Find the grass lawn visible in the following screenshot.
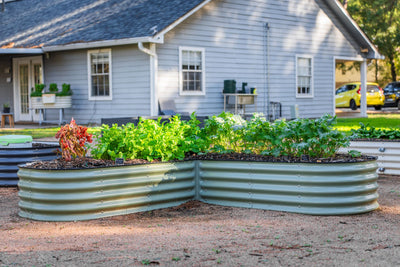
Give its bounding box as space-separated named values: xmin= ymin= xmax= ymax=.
xmin=1 ymin=114 xmax=399 ymax=139
xmin=0 ymin=127 xmax=101 ymax=139
xmin=334 ymin=114 xmax=400 ymax=135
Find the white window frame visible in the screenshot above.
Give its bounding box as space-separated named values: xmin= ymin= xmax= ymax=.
xmin=87 ymin=49 xmax=112 ymax=101
xmin=179 ymin=46 xmax=206 ymax=96
xmin=295 ymin=55 xmax=314 ymax=98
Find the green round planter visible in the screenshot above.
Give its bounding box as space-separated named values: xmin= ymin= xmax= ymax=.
xmin=18 ymin=159 xmax=379 ymax=221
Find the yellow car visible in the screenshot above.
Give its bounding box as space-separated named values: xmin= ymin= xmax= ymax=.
xmin=335 ymin=82 xmax=385 ymax=110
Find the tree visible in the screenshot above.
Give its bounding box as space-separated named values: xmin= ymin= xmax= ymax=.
xmin=347 ymin=0 xmax=400 ymax=81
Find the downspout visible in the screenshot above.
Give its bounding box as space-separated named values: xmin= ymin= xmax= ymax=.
xmin=264 ymin=22 xmax=271 ymax=120
xmin=138 ymin=42 xmax=158 ymax=116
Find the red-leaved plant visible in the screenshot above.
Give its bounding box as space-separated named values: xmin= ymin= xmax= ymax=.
xmin=55 ymin=118 xmax=93 ymax=161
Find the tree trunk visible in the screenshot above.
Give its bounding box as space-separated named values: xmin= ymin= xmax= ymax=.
xmin=389 ymin=55 xmax=397 ymax=81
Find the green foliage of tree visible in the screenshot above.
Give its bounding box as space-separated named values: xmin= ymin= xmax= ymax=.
xmin=347 ymin=0 xmax=400 ymax=81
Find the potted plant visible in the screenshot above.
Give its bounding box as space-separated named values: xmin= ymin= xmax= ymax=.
xmin=42 ymin=83 xmax=58 ymax=103
xmin=30 ymin=84 xmax=45 ymax=109
xmin=17 ymin=113 xmax=379 ymax=221
xmin=2 ymin=102 xmax=10 ymax=113
xmin=30 ymin=83 xmax=72 ymax=109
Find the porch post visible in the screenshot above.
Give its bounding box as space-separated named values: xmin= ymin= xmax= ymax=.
xmin=360 ymin=59 xmax=367 ymax=117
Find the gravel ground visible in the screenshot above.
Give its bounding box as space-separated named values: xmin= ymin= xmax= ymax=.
xmin=0 ymin=175 xmax=399 ymax=267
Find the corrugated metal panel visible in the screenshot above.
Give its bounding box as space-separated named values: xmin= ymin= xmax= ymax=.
xmin=340 ymin=141 xmax=400 ymax=175
xmin=18 ymin=161 xmax=195 ymax=221
xmin=198 ymin=160 xmax=379 ymax=215
xmin=0 ymin=144 xmax=58 ymax=186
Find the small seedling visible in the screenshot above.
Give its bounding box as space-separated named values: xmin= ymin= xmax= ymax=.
xmin=213 ymin=248 xmax=221 ymax=254
xmin=172 ymin=257 xmax=181 ymax=261
xmin=141 ymin=259 xmax=151 ymax=265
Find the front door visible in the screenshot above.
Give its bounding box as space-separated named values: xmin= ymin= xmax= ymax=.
xmin=13 ymin=57 xmax=43 ymax=122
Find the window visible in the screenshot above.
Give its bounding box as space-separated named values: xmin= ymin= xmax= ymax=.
xmin=88 ymin=49 xmax=112 ymax=100
xmin=296 ymin=56 xmax=313 ymax=98
xmin=179 ymin=47 xmax=205 ymax=95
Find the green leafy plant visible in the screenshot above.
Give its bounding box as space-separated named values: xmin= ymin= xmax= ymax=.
xmin=30 ymin=84 xmax=45 ymax=97
xmin=48 ymin=83 xmax=58 ymax=93
xmin=55 ymin=118 xmax=93 ymax=161
xmin=92 ymin=113 xmax=203 ymax=161
xmin=91 ymin=113 xmax=352 ymax=162
xmin=3 ymin=102 xmax=9 ymax=108
xmin=351 ymin=123 xmax=400 ymax=140
xmin=56 ymin=83 xmax=73 ymax=96
xmin=199 ymin=113 xmax=348 ymax=158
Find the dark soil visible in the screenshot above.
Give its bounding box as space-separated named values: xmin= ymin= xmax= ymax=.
xmin=24 ymin=153 xmax=377 ymax=170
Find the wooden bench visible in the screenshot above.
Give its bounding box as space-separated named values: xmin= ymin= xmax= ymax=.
xmin=1 ymin=113 xmax=14 ymax=128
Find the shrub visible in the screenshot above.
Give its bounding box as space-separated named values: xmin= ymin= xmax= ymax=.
xmin=48 ymin=83 xmax=58 ymax=93
xmin=57 ymin=83 xmax=73 ymax=96
xmin=30 ymin=84 xmax=45 ymax=97
xmin=55 ymin=119 xmax=93 ymax=161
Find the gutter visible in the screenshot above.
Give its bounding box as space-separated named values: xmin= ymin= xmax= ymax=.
xmin=42 ymin=36 xmax=164 ymax=52
xmin=138 ymin=42 xmax=158 ymax=116
xmin=0 ymin=48 xmax=43 ymax=54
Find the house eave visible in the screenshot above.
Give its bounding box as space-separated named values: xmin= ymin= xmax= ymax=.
xmin=42 ymin=36 xmax=164 ymax=52
xmin=0 ymin=48 xmax=43 ymax=54
xmin=154 ymin=0 xmax=212 ymax=39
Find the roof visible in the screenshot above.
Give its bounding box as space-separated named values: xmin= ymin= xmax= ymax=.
xmin=0 ymin=0 xmax=207 ymax=50
xmin=0 ymin=0 xmax=382 ymax=59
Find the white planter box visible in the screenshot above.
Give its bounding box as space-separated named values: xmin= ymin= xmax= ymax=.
xmin=31 ymin=96 xmax=72 ymax=109
xmin=340 ymin=140 xmax=400 ymax=175
xmin=42 ymin=94 xmax=56 ymax=104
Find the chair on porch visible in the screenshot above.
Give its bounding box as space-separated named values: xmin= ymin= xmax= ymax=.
xmin=158 ymin=98 xmax=190 ymax=117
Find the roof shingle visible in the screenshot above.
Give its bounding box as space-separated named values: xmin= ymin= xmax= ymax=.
xmin=0 ymin=0 xmax=206 ymax=48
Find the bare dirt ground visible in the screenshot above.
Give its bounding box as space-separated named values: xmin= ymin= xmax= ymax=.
xmin=1 ymin=175 xmax=399 ymax=267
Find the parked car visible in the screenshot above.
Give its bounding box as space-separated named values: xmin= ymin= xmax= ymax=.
xmin=335 ymin=82 xmax=385 ymax=110
xmin=382 ymin=82 xmax=400 ymax=109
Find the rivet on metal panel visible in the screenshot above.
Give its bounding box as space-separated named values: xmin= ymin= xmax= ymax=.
xmin=378 ymin=167 xmax=385 ymax=172
xmin=379 ymin=147 xmax=385 ymax=152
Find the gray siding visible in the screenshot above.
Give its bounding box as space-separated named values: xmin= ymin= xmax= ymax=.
xmin=0 ymin=56 xmax=14 ymax=112
xmin=44 ymin=45 xmax=151 ymax=124
xmin=157 ymin=0 xmax=362 ymax=119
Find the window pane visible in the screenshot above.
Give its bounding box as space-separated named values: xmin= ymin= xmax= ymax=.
xmin=297 ymin=57 xmax=312 ymax=96
xmin=91 ymin=76 xmax=98 ymax=96
xmin=90 ymin=51 xmax=110 ymax=97
xmin=181 ymin=49 xmax=203 ymax=92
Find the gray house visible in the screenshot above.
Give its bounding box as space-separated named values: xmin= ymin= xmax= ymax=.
xmin=0 ymin=0 xmax=381 ymax=124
